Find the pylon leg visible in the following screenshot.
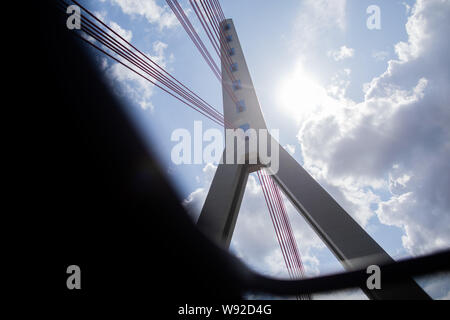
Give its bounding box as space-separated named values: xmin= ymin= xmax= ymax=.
xmin=197 ymin=162 xmax=249 ymax=248
xmin=270 ymin=139 xmax=430 ymax=300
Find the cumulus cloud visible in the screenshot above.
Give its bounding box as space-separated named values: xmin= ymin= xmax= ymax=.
xmin=183 ymin=163 xmax=217 ymax=220
xmin=419 ymin=273 xmax=450 ymax=300
xmin=328 ymin=46 xmax=355 ymax=61
xmin=183 ymin=0 xmax=450 ymax=298
xmin=292 ymin=0 xmax=450 ymax=255
xmin=293 ymin=0 xmax=347 ymax=52
xmin=103 ymin=40 xmax=172 ymax=111
xmin=402 ymin=2 xmax=412 ymax=15
xmin=109 ymin=21 xmax=133 ymax=42
xmin=84 ymin=9 xmax=164 ymax=111
xmin=149 ymin=40 xmax=171 ymax=68
xmin=109 ymin=0 xmax=177 ymax=30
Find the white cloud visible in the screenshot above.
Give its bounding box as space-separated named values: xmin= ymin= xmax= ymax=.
xmin=107 ymin=61 xmax=155 ymax=111
xmin=103 ymin=40 xmax=171 ymax=111
xmin=149 ymin=40 xmax=169 ymax=68
xmin=327 ymin=68 xmax=351 ymax=100
xmin=328 ymin=46 xmax=355 ymax=61
xmin=92 ymin=10 xmax=132 ymax=43
xmin=94 ymin=10 xmax=107 ymax=21
xmin=283 ymin=0 xmax=450 ymax=255
xmin=109 ymin=21 xmax=133 ymax=42
xmin=183 ymin=163 xmax=217 ymax=221
xmin=293 ymin=0 xmax=347 ymax=52
xmin=109 ymin=0 xmax=177 ymax=30
xmin=420 ymin=273 xmax=450 ymax=300
xmin=402 ymin=2 xmax=412 ymax=15
xmin=297 ymin=0 xmax=347 ymax=31
xmin=182 ymin=0 xmax=450 ymax=298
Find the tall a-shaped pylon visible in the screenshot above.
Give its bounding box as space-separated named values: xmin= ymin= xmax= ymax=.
xmin=196 ymin=19 xmax=430 ymax=300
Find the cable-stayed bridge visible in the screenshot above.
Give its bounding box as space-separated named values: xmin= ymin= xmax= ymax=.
xmin=56 ymin=0 xmax=434 ymax=300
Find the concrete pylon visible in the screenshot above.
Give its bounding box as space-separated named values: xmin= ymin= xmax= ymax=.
xmin=196 ymin=19 xmax=430 ymax=300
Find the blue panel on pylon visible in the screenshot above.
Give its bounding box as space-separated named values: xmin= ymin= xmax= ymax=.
xmin=229 ymin=48 xmax=235 ymax=56
xmin=232 ymin=80 xmax=241 ymax=91
xmin=226 ymin=35 xmax=233 ymax=42
xmin=236 ymin=100 xmax=246 ymax=113
xmin=231 ymin=62 xmax=238 ymax=72
xmin=224 ymin=23 xmax=231 ymax=31
xmin=239 ymin=123 xmax=250 ymax=132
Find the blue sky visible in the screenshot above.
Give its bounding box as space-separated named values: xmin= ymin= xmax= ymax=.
xmin=78 ymin=0 xmax=449 ymax=299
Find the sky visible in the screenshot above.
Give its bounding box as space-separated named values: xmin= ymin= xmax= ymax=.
xmin=78 ymin=0 xmax=450 ymax=300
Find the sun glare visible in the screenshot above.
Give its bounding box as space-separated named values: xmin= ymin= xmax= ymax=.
xmin=277 ymin=65 xmax=329 ymax=122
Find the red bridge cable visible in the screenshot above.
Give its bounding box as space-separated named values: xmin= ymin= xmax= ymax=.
xmin=80 ymin=19 xmax=226 ymax=126
xmin=259 ymin=171 xmax=293 ymax=278
xmin=79 ymin=17 xmax=226 ymax=127
xmin=262 ymin=171 xmax=299 ymax=279
xmin=261 ymin=170 xmax=309 ymax=299
xmin=195 ymin=0 xmax=237 ymax=83
xmin=212 ymin=0 xmax=226 ymax=22
xmin=273 ymin=181 xmax=307 ymax=277
xmin=189 ymin=0 xmax=221 ymax=61
xmin=168 ymin=0 xmax=221 ymax=78
xmin=76 ymin=31 xmax=224 ymax=128
xmin=203 ymin=0 xmax=234 ymax=62
xmin=168 ymin=0 xmax=240 ymax=107
xmin=270 ymin=173 xmax=305 ymax=279
xmin=170 ymin=0 xmax=239 ymax=107
xmin=261 ymin=171 xmax=298 ymax=278
xmin=268 ymin=175 xmax=303 ymax=278
xmin=257 ymin=171 xmax=294 ymax=279
xmin=70 ymin=0 xmax=228 ymax=127
xmin=65 ymin=0 xmax=307 ymax=293
xmin=264 ymin=172 xmax=300 ymax=278
xmin=68 ymin=1 xmax=224 ymax=126
xmin=188 ymin=0 xmax=239 ymax=86
xmin=166 ymin=1 xmax=235 ymax=127
xmin=200 ymin=0 xmax=235 ymax=72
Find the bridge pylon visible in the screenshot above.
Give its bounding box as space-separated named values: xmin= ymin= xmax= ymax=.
xmin=197 ymin=19 xmax=430 ymax=300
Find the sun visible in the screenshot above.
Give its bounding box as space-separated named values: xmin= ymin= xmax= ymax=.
xmin=277 ymin=64 xmax=329 ymax=122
